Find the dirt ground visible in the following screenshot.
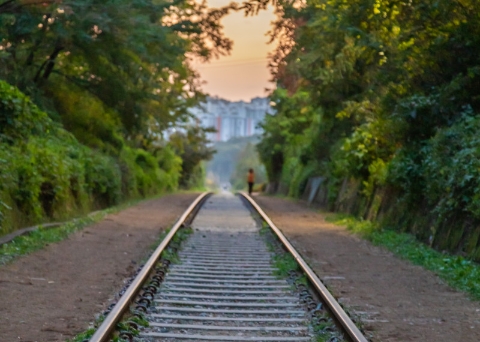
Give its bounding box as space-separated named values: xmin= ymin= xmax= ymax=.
xmin=254 ymin=195 xmax=480 ymax=342
xmin=0 ymin=192 xmax=199 ymax=342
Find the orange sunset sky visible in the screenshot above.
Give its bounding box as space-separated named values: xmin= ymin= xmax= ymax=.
xmin=192 ymin=0 xmax=276 ymax=102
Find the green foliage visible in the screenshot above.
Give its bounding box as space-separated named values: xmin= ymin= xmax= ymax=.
xmin=256 ymin=0 xmax=480 ymax=254
xmin=185 ymin=162 xmax=207 ymax=190
xmin=84 ymin=149 xmax=122 ymax=207
xmin=272 ymin=253 xmax=299 ymax=278
xmin=386 ymin=110 xmax=480 ymax=249
xmin=0 ymin=0 xmax=233 ymax=236
xmin=67 ymin=328 xmax=96 ymax=342
xmin=0 ymin=81 xmax=182 ymax=236
xmin=0 ymin=0 xmax=234 ymax=137
xmin=419 ymin=113 xmax=480 ymax=221
xmin=0 ymin=214 xmax=101 ymax=265
xmin=0 ymin=80 xmax=54 ymax=142
xmin=48 ymin=79 xmax=124 ymax=154
xmin=328 ymin=214 xmax=480 ymax=300
xmin=258 ymin=88 xmax=324 ymax=194
xmin=155 ymin=145 xmax=183 ymax=191
xmin=169 ymin=126 xmax=215 ymax=188
xmin=257 ymin=89 xmax=317 ymax=185
xmin=0 ymin=135 xmax=118 ymax=232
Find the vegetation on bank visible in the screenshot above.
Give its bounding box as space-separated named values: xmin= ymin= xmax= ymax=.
xmin=255 ymin=0 xmax=480 ymax=260
xmin=0 ymin=209 xmax=104 ymax=266
xmin=328 ymin=214 xmax=480 ymax=300
xmin=0 ymin=0 xmax=225 ymax=235
xmin=0 ymin=81 xmax=183 ymax=235
xmin=0 ymin=190 xmax=183 ymax=265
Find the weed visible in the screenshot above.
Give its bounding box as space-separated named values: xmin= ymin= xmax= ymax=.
xmin=67 ymin=328 xmax=96 ymax=342
xmin=160 ymin=226 xmax=193 ymax=264
xmin=259 ymin=220 xmax=345 ymax=341
xmin=296 ymin=274 xmax=308 ymax=286
xmin=161 ymin=248 xmax=180 ymax=264
xmin=173 ymin=226 xmax=193 ymax=244
xmin=272 ymin=253 xmax=299 ymax=277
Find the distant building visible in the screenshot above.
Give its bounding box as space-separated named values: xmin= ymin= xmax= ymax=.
xmin=190 ymin=96 xmax=272 ymax=142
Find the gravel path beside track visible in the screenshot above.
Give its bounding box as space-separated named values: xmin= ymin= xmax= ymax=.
xmin=0 ymin=192 xmax=199 ymax=342
xmin=254 ymin=194 xmax=480 ymax=342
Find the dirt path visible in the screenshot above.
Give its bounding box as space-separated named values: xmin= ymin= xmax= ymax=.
xmin=0 ymin=192 xmax=199 ymax=342
xmin=254 ymin=195 xmax=480 ymax=342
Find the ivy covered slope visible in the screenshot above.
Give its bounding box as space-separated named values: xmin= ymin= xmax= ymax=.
xmin=257 ymin=0 xmax=480 ymax=259
xmin=0 ymin=0 xmax=227 ymax=236
xmin=0 ymin=81 xmax=181 ymax=235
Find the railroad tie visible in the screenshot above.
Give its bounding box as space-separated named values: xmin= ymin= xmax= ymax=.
xmin=137 ymin=193 xmax=313 ymax=341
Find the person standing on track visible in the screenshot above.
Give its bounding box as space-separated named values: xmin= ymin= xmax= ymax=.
xmin=247 ymin=168 xmax=255 ymax=195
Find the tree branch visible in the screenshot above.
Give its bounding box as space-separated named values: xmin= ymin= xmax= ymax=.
xmin=42 ymin=44 xmax=63 ymax=80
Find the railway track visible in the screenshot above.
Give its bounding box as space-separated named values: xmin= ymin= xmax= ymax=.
xmin=89 ymin=192 xmax=367 ymax=342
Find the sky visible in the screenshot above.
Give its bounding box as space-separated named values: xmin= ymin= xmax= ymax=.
xmin=191 ymin=1 xmax=276 ymax=102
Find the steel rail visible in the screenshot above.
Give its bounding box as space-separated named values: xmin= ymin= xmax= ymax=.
xmin=89 ymin=191 xmax=211 ymax=342
xmin=239 ymin=192 xmax=368 ymax=342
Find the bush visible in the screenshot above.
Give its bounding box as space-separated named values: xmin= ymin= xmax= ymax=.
xmin=422 ymin=113 xmax=480 ymax=221
xmin=0 ymin=81 xmax=182 ymax=236
xmin=0 ymin=81 xmax=53 ymax=143
xmin=84 ymin=149 xmax=122 ymax=208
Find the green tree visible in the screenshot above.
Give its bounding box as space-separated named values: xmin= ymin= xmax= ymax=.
xmin=249 ymin=0 xmax=480 ymax=255
xmin=169 ymin=125 xmax=216 ymax=188
xmin=0 ymin=0 xmax=236 ymax=235
xmin=0 ymin=0 xmax=235 ymax=138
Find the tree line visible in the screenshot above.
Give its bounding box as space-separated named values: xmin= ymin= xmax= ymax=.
xmin=0 ymin=0 xmax=233 ymax=234
xmin=256 ymin=0 xmax=480 ymax=259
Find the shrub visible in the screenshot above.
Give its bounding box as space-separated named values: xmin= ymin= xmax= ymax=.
xmin=0 ymin=81 xmax=53 ymax=143
xmin=0 ymin=81 xmax=182 ymax=236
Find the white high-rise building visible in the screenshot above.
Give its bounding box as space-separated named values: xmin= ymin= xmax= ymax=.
xmin=190 ymin=96 xmax=272 ymax=142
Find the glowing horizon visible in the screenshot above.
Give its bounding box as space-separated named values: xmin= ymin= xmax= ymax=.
xmin=192 ymin=1 xmax=276 ymax=102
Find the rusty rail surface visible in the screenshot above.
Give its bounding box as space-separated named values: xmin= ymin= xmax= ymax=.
xmin=89 ymin=191 xmax=211 ymax=342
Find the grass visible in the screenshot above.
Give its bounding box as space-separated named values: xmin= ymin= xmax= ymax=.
xmin=0 ymin=191 xmax=198 ymax=342
xmin=0 ymin=214 xmax=104 ymax=265
xmin=160 ymin=226 xmax=193 ymax=264
xmin=0 ymin=192 xmax=178 ymax=266
xmin=326 ymin=214 xmax=480 ymax=300
xmin=67 ymin=328 xmax=97 ymax=342
xmin=0 ymin=196 xmax=145 ymax=265
xmin=272 ymin=253 xmax=299 ymax=277
xmin=0 ymin=197 xmax=159 ymax=341
xmin=259 ymin=222 xmax=345 ymax=341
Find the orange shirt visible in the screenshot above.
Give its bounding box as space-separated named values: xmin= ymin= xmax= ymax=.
xmin=247 ymin=172 xmax=255 ymax=183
